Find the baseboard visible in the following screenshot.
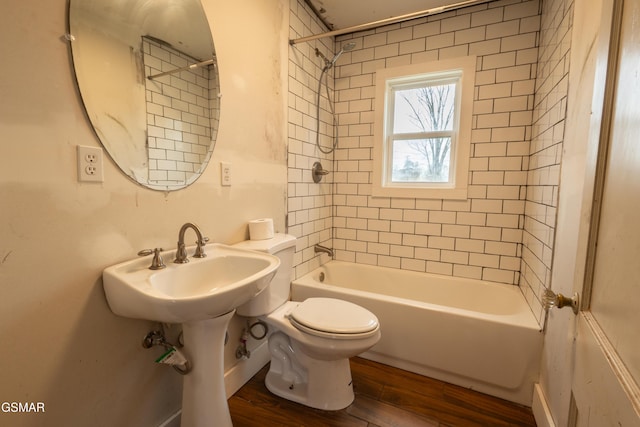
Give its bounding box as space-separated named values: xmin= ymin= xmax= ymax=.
xmin=533 ymin=383 xmax=556 ymax=427
xmin=157 ymin=341 xmax=270 ymax=427
xmin=224 ymin=340 xmax=270 ymax=397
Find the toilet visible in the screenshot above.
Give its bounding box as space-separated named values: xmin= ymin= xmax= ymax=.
xmin=233 ymin=234 xmax=381 ymax=410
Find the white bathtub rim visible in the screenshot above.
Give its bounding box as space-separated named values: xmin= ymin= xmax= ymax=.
xmin=310 ymin=260 xmax=526 ymax=314
xmin=294 ymin=269 xmax=541 ymax=331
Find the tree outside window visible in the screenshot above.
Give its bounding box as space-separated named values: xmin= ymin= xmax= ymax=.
xmin=389 ymin=80 xmax=457 ymax=184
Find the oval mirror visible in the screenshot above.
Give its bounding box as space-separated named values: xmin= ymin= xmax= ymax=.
xmin=68 ymin=0 xmax=220 ymax=191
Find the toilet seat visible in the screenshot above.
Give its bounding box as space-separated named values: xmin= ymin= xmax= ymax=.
xmin=287 ymin=298 xmax=379 ymax=339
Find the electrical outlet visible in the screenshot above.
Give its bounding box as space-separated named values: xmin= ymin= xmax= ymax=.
xmin=221 ymin=162 xmax=232 ymax=186
xmin=77 ymin=145 xmax=104 ymax=182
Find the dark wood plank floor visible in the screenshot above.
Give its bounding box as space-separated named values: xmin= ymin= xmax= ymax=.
xmin=229 ymin=357 xmax=536 ymax=426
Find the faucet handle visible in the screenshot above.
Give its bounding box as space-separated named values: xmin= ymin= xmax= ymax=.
xmin=194 ymin=237 xmax=209 ymax=258
xmin=138 ymin=248 xmax=166 ymax=270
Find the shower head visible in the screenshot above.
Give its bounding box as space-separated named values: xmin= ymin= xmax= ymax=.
xmin=330 ymin=42 xmax=357 ymax=65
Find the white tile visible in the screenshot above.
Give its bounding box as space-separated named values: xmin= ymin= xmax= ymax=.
xmin=442 ymin=14 xmax=471 ymax=32
xmin=391 ymin=198 xmax=416 ymax=209
xmin=441 ymin=249 xmax=469 ymax=264
xmin=426 ymin=261 xmax=453 ymax=275
xmin=501 ymin=33 xmax=538 ymax=52
xmin=401 ymin=258 xmax=426 ymax=272
xmin=403 ymin=209 xmax=429 ymax=222
xmin=413 ymin=21 xmax=441 ymax=38
xmin=471 ymin=8 xmax=505 ymax=27
xmin=478 ymin=82 xmax=512 ymax=99
xmin=426 ymin=33 xmax=455 ymax=50
xmin=429 ymin=210 xmax=457 ymax=224
xmin=491 ymin=126 xmax=526 ymax=142
xmin=374 ymin=44 xmax=400 ymax=59
xmin=387 ymin=27 xmax=413 ymax=43
xmin=378 ymin=256 xmax=401 ymax=269
xmin=364 ymin=33 xmax=387 ymax=48
xmin=379 ymin=232 xmax=403 ymax=245
xmin=482 ymin=268 xmax=515 ymax=283
xmin=399 ymin=38 xmax=426 ymax=55
xmin=477 ymin=112 xmax=510 ymax=128
xmin=469 ymin=39 xmax=502 ymax=56
xmin=415 ymin=222 xmax=442 ymax=236
xmin=504 ymin=0 xmax=541 ymax=20
xmin=286 ymin=0 xmax=565 ymax=310
xmin=469 ymin=252 xmax=500 ymax=268
xmin=390 ymin=244 xmax=414 ymax=258
xmin=471 ymin=199 xmax=504 ymax=213
xmin=455 ymin=26 xmax=486 ymax=45
xmin=403 ymin=234 xmax=428 ymax=247
xmin=442 ymin=224 xmax=471 ymax=238
xmin=391 ymin=221 xmax=416 ymax=233
xmin=439 ymin=45 xmax=470 ymax=59
xmin=489 ymin=156 xmax=523 ymax=171
xmin=472 ymin=171 xmax=505 ymax=185
xmin=453 ymin=264 xmax=483 ymax=279
xmin=486 ymin=20 xmax=520 ymax=39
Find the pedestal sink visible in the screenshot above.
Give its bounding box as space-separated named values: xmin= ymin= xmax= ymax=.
xmin=102 ymin=243 xmax=280 ymax=427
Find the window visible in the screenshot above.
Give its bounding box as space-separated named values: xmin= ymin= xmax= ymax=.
xmin=373 ymin=56 xmax=476 ymax=199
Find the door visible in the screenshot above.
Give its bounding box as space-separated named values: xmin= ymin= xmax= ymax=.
xmin=570 ymin=0 xmax=640 ymax=424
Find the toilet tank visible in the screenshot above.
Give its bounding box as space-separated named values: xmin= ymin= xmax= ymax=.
xmin=233 ymin=233 xmax=297 ymax=317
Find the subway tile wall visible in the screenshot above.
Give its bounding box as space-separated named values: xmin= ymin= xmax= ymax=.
xmin=288 ymin=0 xmax=336 ymax=278
xmin=519 ymin=0 xmax=572 ymax=322
xmin=143 ymin=37 xmax=217 ymax=189
xmin=288 ymin=0 xmax=570 ymax=326
xmin=331 ymin=1 xmax=541 ymax=284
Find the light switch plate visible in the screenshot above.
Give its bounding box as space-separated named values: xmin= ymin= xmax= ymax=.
xmin=221 ymin=162 xmax=231 ymax=186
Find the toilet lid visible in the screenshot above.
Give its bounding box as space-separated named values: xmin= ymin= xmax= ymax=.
xmin=288 ymin=298 xmax=379 ymax=337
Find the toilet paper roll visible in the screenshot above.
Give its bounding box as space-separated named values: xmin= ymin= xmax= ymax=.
xmin=248 ymin=218 xmax=274 ymax=240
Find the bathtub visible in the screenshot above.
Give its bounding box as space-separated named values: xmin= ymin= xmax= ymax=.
xmin=291 ymin=261 xmax=542 ymax=406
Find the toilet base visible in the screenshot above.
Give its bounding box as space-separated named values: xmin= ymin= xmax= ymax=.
xmin=265 ymin=332 xmax=355 ymax=410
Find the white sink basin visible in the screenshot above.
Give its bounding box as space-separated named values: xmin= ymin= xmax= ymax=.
xmin=102 ymin=243 xmax=280 ymax=323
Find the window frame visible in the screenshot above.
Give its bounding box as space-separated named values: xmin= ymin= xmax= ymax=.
xmin=372 ymin=56 xmax=476 ymax=199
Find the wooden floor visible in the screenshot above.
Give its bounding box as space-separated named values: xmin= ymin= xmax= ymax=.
xmin=229 ymin=357 xmax=536 ymax=426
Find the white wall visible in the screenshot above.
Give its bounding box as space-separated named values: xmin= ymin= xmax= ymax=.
xmin=0 ymin=0 xmax=287 ymax=425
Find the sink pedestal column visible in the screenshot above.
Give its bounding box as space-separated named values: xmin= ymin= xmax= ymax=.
xmin=180 ymin=310 xmax=235 ymax=427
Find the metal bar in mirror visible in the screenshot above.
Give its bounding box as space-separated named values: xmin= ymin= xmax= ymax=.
xmin=147 ymin=58 xmax=216 ymax=80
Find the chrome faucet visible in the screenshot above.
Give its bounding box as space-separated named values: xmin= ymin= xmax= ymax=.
xmin=174 ymin=222 xmax=209 ymax=263
xmin=314 ymin=244 xmax=334 ymax=258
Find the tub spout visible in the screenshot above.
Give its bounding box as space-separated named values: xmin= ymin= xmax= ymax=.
xmin=314 ymin=244 xmax=334 ymax=258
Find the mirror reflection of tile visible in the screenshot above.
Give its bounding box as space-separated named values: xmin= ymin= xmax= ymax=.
xmin=143 ymin=36 xmax=219 ymax=187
